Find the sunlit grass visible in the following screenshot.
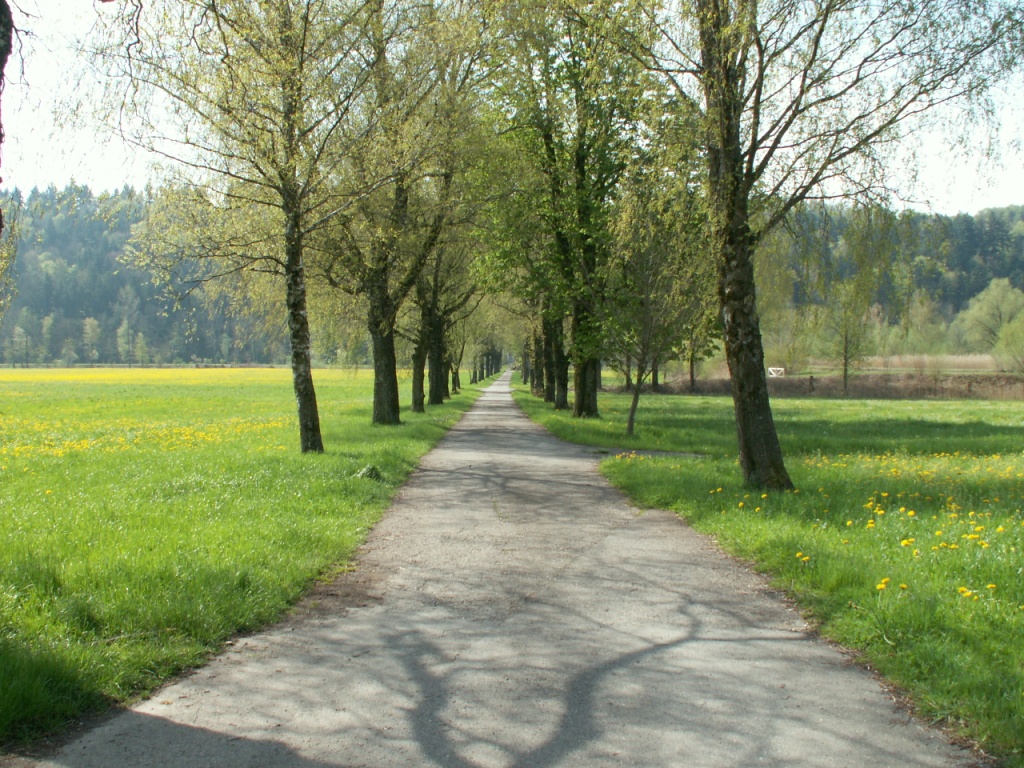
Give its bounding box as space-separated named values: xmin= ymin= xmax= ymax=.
xmin=0 ymin=367 xmax=487 ymax=744
xmin=515 ymin=386 xmax=1024 ymax=766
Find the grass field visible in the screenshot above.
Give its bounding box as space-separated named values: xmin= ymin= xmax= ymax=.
xmin=0 ymin=367 xmax=486 ymax=745
xmin=515 ymin=386 xmax=1024 ymax=767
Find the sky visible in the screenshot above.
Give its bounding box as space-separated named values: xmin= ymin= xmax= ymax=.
xmin=2 ymin=0 xmax=1022 ymax=215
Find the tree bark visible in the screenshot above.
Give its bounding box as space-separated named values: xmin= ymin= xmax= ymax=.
xmin=542 ymin=318 xmax=556 ymax=403
xmin=284 ymin=212 xmax=324 ymax=453
xmin=554 ymin=342 xmax=570 ymax=410
xmin=427 ymin=313 xmax=447 ymax=406
xmin=626 ymin=375 xmax=644 ymax=436
xmin=571 ymin=304 xmax=600 ymax=418
xmin=701 ymin=0 xmax=791 ymax=489
xmin=531 ymin=329 xmax=544 ymax=396
xmin=370 ymin=324 xmax=401 ymax=425
xmin=410 ymin=331 xmax=427 ymax=413
xmin=842 ymin=331 xmax=851 ymax=397
xmin=0 ymin=0 xmax=11 ymax=240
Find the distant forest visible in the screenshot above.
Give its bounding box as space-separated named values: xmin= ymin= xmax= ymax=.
xmin=0 ymin=185 xmax=288 ymax=366
xmin=1 ymin=184 xmax=1023 ymax=368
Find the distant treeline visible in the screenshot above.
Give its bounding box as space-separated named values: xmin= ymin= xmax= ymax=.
xmin=1 ymin=184 xmax=1022 ymax=368
xmin=0 ymin=184 xmax=288 ymax=366
xmin=909 ymin=206 xmax=1024 ymax=313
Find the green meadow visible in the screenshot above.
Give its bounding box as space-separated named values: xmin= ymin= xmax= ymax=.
xmin=515 ymin=386 xmax=1024 ymax=767
xmin=0 ymin=367 xmax=485 ymax=744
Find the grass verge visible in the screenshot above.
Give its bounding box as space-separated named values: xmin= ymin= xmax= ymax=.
xmin=514 ymin=385 xmax=1024 ymax=767
xmin=0 ymin=367 xmax=487 ymax=745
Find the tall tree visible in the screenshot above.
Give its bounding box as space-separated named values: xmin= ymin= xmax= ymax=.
xmin=90 ymin=0 xmax=377 ymax=452
xmin=605 ymin=103 xmax=713 ymax=434
xmin=494 ymin=0 xmax=650 ymax=417
xmin=0 ymin=0 xmax=15 ymax=325
xmin=640 ymin=0 xmax=1020 ymax=488
xmin=314 ymin=0 xmax=485 ymax=425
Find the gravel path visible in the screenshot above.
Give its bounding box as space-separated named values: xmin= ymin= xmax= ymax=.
xmin=11 ymin=373 xmax=976 ymax=767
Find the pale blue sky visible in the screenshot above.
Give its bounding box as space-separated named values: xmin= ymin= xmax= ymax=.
xmin=3 ymin=0 xmax=1021 ymax=214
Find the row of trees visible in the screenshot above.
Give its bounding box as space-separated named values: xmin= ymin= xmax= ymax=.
xmin=32 ymin=0 xmax=1020 ymax=487
xmin=5 ymin=184 xmax=1022 ymax=381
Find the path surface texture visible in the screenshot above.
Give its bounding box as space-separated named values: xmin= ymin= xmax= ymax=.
xmin=19 ymin=373 xmax=974 ymax=768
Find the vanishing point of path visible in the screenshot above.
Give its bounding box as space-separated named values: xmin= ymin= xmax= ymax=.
xmin=13 ymin=373 xmax=975 ymax=768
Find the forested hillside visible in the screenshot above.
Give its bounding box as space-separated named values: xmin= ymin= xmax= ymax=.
xmin=0 ymin=185 xmax=286 ymax=365
xmin=914 ymin=207 xmax=1024 ymax=312
xmin=1 ymin=183 xmax=1022 ymax=371
xmin=757 ymin=203 xmax=1024 ymax=381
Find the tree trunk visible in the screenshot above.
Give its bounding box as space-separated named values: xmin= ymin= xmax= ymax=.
xmin=0 ymin=0 xmax=11 ymax=242
xmin=546 ymin=316 xmax=570 ymax=410
xmin=543 ymin=318 xmax=556 ymax=403
xmin=427 ymin=314 xmax=446 ymax=406
xmin=842 ymin=332 xmax=851 ymax=397
xmin=626 ymin=376 xmax=643 ymax=436
xmin=370 ymin=325 xmax=401 ymax=425
xmin=410 ymin=332 xmax=427 ymax=414
xmin=718 ymin=229 xmax=792 ymax=489
xmin=442 ymin=355 xmax=452 ymax=399
xmin=284 ymin=213 xmax=324 ymax=453
xmin=651 ymin=363 xmax=659 ymax=392
xmin=571 ymin=302 xmax=600 ymax=417
xmin=573 ymin=357 xmax=600 ymax=417
xmin=531 ymin=329 xmax=544 ymax=395
xmin=702 ymin=0 xmax=791 ymax=489
xmin=689 ymin=349 xmax=698 ymax=393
